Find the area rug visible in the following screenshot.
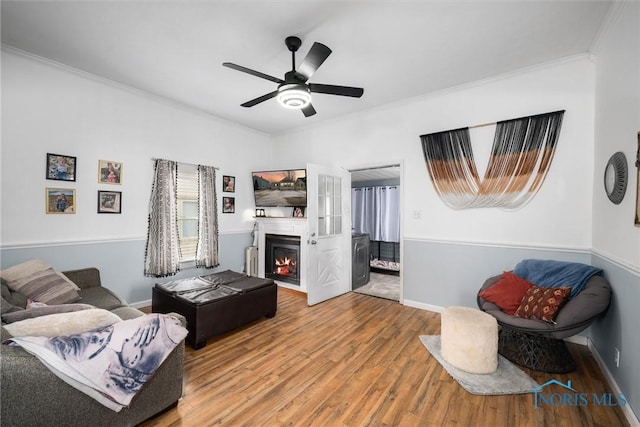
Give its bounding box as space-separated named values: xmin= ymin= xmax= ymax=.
xmin=354 ymin=273 xmax=399 ymax=301
xmin=419 ymin=335 xmax=538 ymax=395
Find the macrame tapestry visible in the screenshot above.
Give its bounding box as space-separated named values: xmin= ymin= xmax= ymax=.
xmin=144 ymin=159 xmax=181 ymax=277
xmin=195 ymin=165 xmax=220 ymax=268
xmin=420 ymin=110 xmax=564 ymax=209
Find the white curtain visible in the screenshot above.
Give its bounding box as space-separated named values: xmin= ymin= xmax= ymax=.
xmin=144 ymin=159 xmax=181 ymax=277
xmin=351 ymin=186 xmax=400 ymax=243
xmin=196 ymin=165 xmax=219 ymax=268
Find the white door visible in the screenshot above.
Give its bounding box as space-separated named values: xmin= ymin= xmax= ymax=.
xmin=306 ymin=163 xmax=351 ymax=306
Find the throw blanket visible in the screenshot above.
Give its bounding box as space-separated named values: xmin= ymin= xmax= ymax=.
xmin=514 ymin=259 xmax=602 ymax=298
xmin=7 ymin=313 xmax=187 ymax=412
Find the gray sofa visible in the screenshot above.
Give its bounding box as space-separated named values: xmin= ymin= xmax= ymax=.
xmin=1 ymin=267 xmax=185 ymax=427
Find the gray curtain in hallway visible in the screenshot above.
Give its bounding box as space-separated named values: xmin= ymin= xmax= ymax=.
xmin=352 ymin=186 xmax=400 ymax=243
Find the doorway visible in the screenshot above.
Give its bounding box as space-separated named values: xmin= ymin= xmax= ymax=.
xmin=349 ymin=164 xmax=402 ymax=302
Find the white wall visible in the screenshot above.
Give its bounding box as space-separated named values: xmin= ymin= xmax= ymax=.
xmin=592 ymin=2 xmax=640 ymax=270
xmin=590 ymin=2 xmax=640 ymax=421
xmin=274 ymin=56 xmax=596 ymax=250
xmin=1 ymin=49 xmax=272 ymax=302
xmin=1 ymin=49 xmax=270 ymax=246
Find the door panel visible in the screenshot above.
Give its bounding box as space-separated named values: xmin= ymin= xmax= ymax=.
xmin=307 ymin=163 xmax=351 ymax=306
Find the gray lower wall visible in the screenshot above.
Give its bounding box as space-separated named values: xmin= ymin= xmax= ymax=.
xmin=589 ymin=254 xmax=639 ymax=421
xmin=403 ymin=238 xmax=638 ymax=422
xmin=403 ymin=238 xmax=591 ymax=308
xmin=0 ymin=231 xmax=253 ymax=304
xmin=2 ymin=234 xmax=637 ymax=421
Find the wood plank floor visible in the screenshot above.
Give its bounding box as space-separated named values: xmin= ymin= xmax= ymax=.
xmin=141 ymin=288 xmax=629 ymax=427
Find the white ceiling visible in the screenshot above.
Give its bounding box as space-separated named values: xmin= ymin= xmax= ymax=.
xmin=351 ymin=165 xmax=400 ymax=184
xmin=1 ymin=1 xmax=612 ymax=136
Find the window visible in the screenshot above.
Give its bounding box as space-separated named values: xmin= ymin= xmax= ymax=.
xmin=177 ymin=164 xmax=198 ymax=262
xmin=318 ymin=174 xmax=342 ymax=236
xmin=145 ymin=159 xmax=218 ymax=277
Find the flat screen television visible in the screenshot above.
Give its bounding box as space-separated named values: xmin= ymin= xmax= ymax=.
xmin=252 ymin=169 xmax=307 ymax=207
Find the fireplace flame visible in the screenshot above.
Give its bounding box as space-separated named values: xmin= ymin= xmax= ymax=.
xmin=275 ymin=256 xmax=297 ymax=276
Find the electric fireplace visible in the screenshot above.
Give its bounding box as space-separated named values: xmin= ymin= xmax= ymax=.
xmin=265 ymin=234 xmax=301 ymax=285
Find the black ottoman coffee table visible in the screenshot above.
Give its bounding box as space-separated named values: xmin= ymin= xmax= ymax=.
xmin=152 ymin=270 xmax=277 ymax=349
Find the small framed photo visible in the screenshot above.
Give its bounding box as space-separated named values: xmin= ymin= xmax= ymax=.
xmin=46 ymin=153 xmax=76 ymax=182
xmin=292 ymin=206 xmax=306 ymax=218
xmin=97 ymin=190 xmax=122 ymax=214
xmin=223 ymin=175 xmax=235 ymax=193
xmin=223 ymin=197 xmax=235 ymax=213
xmin=46 ymin=188 xmax=76 ymax=214
xmin=98 ymin=160 xmax=123 ymax=185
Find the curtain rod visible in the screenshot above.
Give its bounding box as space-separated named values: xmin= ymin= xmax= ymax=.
xmin=151 ymin=157 xmax=219 ymax=170
xmin=468 ymin=109 xmax=566 ymax=130
xmin=422 ymin=110 xmax=566 ymax=136
xmin=468 ymin=121 xmax=496 ymax=130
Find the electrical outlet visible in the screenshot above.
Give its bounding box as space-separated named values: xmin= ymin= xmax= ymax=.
xmin=614 ymin=347 xmax=620 ymax=368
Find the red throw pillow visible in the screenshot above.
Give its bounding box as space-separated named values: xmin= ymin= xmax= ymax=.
xmin=478 ymin=271 xmax=534 ymax=315
xmin=514 ymin=285 xmax=571 ymax=322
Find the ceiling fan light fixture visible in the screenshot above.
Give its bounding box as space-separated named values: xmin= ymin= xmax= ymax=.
xmin=277 ymin=84 xmax=311 ymax=109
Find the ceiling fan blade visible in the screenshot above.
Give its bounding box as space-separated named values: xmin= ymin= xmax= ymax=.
xmin=241 ymin=91 xmax=278 ymax=108
xmin=309 ymin=83 xmax=364 ymax=98
xmin=302 ymin=103 xmax=316 ymax=117
xmin=223 ymin=62 xmax=284 ymax=84
xmin=297 ymin=42 xmax=332 ymax=80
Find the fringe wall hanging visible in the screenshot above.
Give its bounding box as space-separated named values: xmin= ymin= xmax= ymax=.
xmin=420 ymin=110 xmax=564 ymax=210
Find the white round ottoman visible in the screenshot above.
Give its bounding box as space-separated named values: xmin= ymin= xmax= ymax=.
xmin=441 ymin=306 xmax=498 ymax=374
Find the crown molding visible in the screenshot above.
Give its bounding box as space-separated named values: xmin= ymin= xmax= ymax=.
xmin=1 ymin=44 xmax=269 ymax=138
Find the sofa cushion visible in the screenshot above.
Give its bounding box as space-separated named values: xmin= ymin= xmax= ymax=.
xmin=1 ymin=295 xmax=24 ymax=316
xmin=514 ymin=285 xmax=571 ymax=322
xmin=478 ymin=271 xmax=533 ymax=315
xmin=110 ymin=306 xmax=144 ymax=321
xmin=1 ymin=259 xmax=80 ymax=305
xmin=77 ymin=286 xmax=127 ymax=311
xmin=1 ymin=281 xmax=12 ymax=300
xmin=3 ymin=308 xmax=121 ymax=338
xmin=1 ymin=283 xmax=28 ymax=311
xmin=2 ymin=303 xmax=94 ymax=324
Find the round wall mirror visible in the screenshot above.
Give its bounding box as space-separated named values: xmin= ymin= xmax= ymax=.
xmin=604 ymin=152 xmax=627 ymax=204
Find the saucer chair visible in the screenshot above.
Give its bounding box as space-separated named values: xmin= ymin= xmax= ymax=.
xmin=477 ymin=262 xmax=611 ymax=373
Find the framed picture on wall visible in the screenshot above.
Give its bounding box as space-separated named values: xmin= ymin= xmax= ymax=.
xmin=223 ymin=197 xmax=235 ymax=213
xmin=98 ymin=159 xmax=123 ymax=185
xmin=45 ymin=188 xmax=76 ymax=214
xmin=223 ymin=175 xmax=235 ymax=193
xmin=46 ymin=153 xmax=76 ymax=182
xmin=292 ymin=206 xmax=305 ymax=217
xmin=97 ymin=190 xmax=122 ymax=214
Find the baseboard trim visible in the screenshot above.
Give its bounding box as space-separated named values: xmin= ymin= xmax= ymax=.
xmin=564 ymin=335 xmax=588 ymax=346
xmin=588 ymin=339 xmax=640 ymax=426
xmin=403 ymin=299 xmax=443 ymax=313
xmin=130 ymin=299 xmax=151 ymax=309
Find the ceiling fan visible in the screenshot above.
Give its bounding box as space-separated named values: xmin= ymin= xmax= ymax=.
xmin=223 ymin=36 xmax=364 ymax=117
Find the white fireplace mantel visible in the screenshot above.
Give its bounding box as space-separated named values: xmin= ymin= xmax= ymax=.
xmin=257 ymin=217 xmax=308 ymax=292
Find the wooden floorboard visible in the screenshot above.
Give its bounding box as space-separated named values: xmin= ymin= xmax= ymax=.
xmin=140 ymin=287 xmax=629 ymax=427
